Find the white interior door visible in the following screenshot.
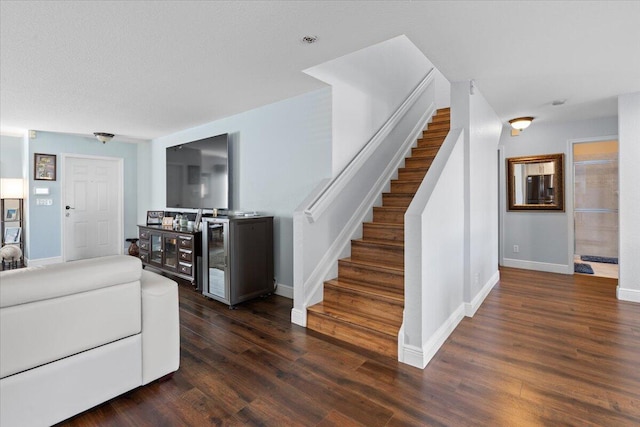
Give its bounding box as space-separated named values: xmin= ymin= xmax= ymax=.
xmin=63 ymin=155 xmax=123 ymax=261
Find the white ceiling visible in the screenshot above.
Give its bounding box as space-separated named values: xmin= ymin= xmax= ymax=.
xmin=1 ymin=1 xmax=639 ymax=142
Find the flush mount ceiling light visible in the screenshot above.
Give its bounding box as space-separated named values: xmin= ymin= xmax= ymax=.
xmin=93 ymin=132 xmax=114 ymax=144
xmin=301 ymin=35 xmax=318 ymax=44
xmin=509 ymin=117 xmax=534 ymax=137
xmin=509 ymin=117 xmax=534 ymax=131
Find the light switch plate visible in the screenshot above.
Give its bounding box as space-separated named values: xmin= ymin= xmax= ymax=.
xmin=34 ymin=187 xmax=50 ymax=195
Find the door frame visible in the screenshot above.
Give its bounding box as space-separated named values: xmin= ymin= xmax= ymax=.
xmin=566 ymin=135 xmax=618 ymax=275
xmin=61 ymin=153 xmax=124 ymax=261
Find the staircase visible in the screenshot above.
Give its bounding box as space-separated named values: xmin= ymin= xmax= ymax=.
xmin=306 ymin=108 xmax=451 ymax=358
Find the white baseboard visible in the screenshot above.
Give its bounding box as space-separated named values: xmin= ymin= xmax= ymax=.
xmin=274 ymin=283 xmax=293 ymax=299
xmin=617 ymin=286 xmax=640 ymax=303
xmin=465 ymin=270 xmax=500 ymax=317
xmin=291 ymin=308 xmax=307 ymax=327
xmin=502 ymin=258 xmax=570 ymax=274
xmin=24 ymin=256 xmax=63 ymax=267
xmin=399 ymin=303 xmax=465 ymax=369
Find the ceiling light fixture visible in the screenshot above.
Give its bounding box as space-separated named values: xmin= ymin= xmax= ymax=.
xmin=508 ymin=117 xmax=534 ymax=137
xmin=93 ymin=132 xmax=114 ymax=144
xmin=301 ymin=35 xmax=318 ymax=44
xmin=509 ymin=117 xmax=534 ymax=131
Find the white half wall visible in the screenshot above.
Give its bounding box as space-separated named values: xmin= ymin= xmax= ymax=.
xmin=618 ymin=92 xmax=640 ymax=303
xmin=402 ymin=129 xmax=465 ymax=368
xmin=451 ymin=82 xmax=502 ymax=305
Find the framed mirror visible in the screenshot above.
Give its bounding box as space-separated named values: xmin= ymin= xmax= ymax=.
xmin=507 ymin=153 xmax=564 ymax=211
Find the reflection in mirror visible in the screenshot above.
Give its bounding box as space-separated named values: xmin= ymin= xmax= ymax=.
xmin=507 ymin=154 xmax=564 ymax=211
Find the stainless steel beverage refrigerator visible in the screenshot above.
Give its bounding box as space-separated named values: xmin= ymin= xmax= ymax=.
xmin=201 ymin=215 xmax=274 ymax=308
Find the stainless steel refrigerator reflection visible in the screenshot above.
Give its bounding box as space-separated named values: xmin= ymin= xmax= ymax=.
xmin=526 ymin=174 xmax=555 ymax=204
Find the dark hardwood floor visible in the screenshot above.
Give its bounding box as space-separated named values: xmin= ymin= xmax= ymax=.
xmin=60 ymin=267 xmax=640 ymax=426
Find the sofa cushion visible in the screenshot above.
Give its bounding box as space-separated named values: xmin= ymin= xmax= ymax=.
xmin=140 ymin=270 xmax=180 ymax=384
xmin=1 ymin=280 xmax=141 ymax=379
xmin=0 ymin=255 xmax=143 ymax=379
xmin=0 ymin=255 xmax=141 ymax=308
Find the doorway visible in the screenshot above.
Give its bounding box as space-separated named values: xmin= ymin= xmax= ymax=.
xmin=62 ymin=155 xmax=123 ymax=261
xmin=572 ymin=140 xmax=619 ymax=279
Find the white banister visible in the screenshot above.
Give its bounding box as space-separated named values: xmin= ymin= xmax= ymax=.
xmin=292 ymin=69 xmax=438 ymax=327
xmin=303 ymin=69 xmax=435 ymax=223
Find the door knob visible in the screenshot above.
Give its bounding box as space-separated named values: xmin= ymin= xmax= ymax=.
xmin=65 ymin=205 xmax=75 ymax=210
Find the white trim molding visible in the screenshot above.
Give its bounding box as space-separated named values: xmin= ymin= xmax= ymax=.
xmin=290 ymin=308 xmax=307 ymax=327
xmin=400 ymin=304 xmax=465 ymax=369
xmin=24 ymin=256 xmax=63 ymax=267
xmin=617 ymin=286 xmax=640 ymax=303
xmin=274 ymin=283 xmax=293 ymax=300
xmin=465 ymin=270 xmax=500 ymax=317
xmin=502 ymin=258 xmax=571 ymax=275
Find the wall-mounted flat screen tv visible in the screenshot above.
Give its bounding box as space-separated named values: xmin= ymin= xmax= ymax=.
xmin=166 ymin=133 xmax=231 ymax=210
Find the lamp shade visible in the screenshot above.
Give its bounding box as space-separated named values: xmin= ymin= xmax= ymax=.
xmin=0 ymin=178 xmax=25 ymax=198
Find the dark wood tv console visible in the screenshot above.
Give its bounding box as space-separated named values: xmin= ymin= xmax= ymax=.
xmin=138 ymin=225 xmax=202 ymax=287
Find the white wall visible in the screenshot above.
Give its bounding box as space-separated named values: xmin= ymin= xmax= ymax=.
xmin=402 ymin=130 xmax=465 ymax=368
xmin=136 ymin=141 xmax=151 ymax=227
xmin=467 ymin=85 xmax=502 ymax=304
xmin=617 ymin=92 xmax=640 ymax=302
xmin=150 ymin=88 xmax=332 ymax=290
xmin=0 ymin=135 xmax=24 ymax=178
xmin=451 ymin=82 xmax=502 ymax=309
xmin=499 ymin=116 xmax=618 ymax=273
xmin=401 ymin=84 xmax=501 ymax=369
xmin=304 ymin=35 xmax=450 ymax=175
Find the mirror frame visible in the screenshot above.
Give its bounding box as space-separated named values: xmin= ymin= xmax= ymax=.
xmin=507 ymin=153 xmax=564 ymax=211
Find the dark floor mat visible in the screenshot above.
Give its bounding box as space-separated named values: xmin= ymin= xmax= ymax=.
xmin=574 ymin=262 xmax=594 ymax=274
xmin=580 ymin=255 xmax=618 ymax=264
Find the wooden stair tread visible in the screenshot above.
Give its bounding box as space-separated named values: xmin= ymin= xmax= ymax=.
xmin=325 ymin=279 xmax=403 ymax=302
xmin=373 ymin=205 xmax=407 ymax=211
xmin=363 ymin=221 xmax=404 ymax=229
xmin=353 ymin=238 xmax=404 ymax=249
xmin=421 ymin=137 xmax=447 ymax=141
xmin=391 ymin=179 xmax=422 ymax=184
xmin=307 ymin=302 xmax=400 ymax=337
xmin=399 ymin=167 xmax=429 ymax=173
xmin=340 ymin=257 xmax=404 ymax=274
xmin=383 ymin=192 xmax=416 ymax=198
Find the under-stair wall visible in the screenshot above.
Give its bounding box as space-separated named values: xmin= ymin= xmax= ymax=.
xmin=292 ymin=71 xmax=437 ymax=327
xmin=401 ymin=128 xmax=465 ymax=368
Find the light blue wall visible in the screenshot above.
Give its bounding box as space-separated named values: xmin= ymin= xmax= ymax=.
xmin=27 ymin=132 xmax=139 ymax=260
xmin=499 ymin=116 xmax=618 ymax=272
xmin=152 ymin=88 xmax=333 ymax=288
xmin=0 ymin=135 xmax=24 ymax=178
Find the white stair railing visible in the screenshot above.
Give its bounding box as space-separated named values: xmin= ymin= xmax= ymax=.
xmin=292 ymin=69 xmax=437 ymax=327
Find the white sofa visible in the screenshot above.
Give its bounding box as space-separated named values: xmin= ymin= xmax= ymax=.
xmin=0 ymin=255 xmax=180 ymax=427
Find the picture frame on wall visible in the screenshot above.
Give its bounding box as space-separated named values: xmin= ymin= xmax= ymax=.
xmin=34 ymin=153 xmax=57 ymax=181
xmin=5 ymin=208 xmax=18 ymax=221
xmin=4 ymin=227 xmax=21 ymax=244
